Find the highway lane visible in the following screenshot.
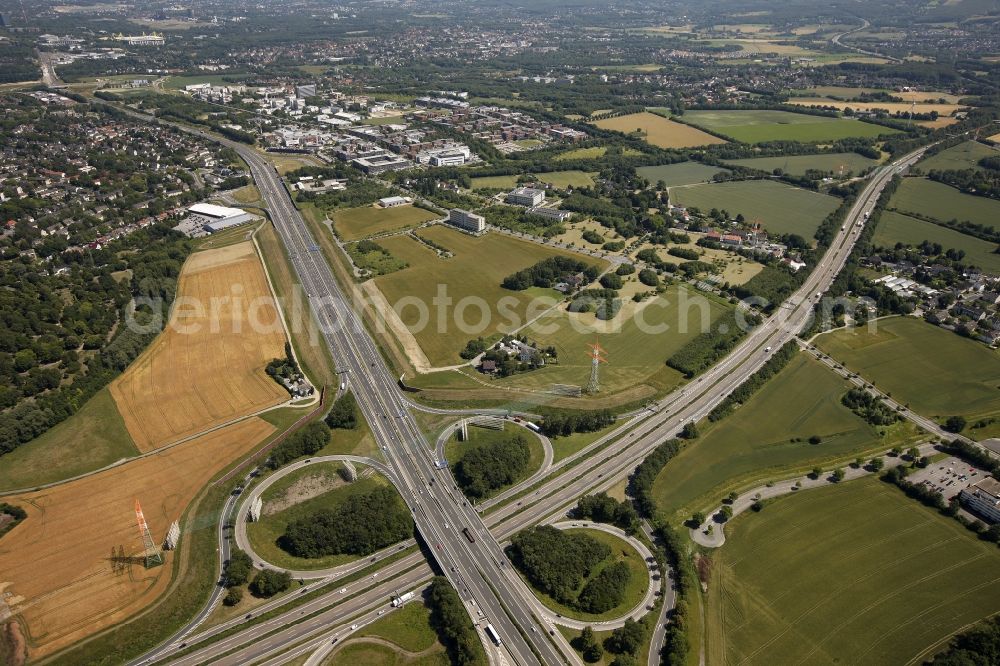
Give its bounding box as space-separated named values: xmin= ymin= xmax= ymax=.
xmin=235 ymin=146 xmax=573 ymax=665
xmin=120 ymin=108 xmax=924 ymax=664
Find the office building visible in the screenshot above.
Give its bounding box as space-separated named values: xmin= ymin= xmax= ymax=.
xmin=448 ymin=208 xmax=486 ymax=234
xmin=506 ymin=187 xmax=545 ymax=207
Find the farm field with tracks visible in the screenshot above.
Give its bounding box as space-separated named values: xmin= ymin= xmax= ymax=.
xmin=681 ymin=109 xmax=898 ymax=143
xmin=591 ymin=112 xmax=726 ymax=149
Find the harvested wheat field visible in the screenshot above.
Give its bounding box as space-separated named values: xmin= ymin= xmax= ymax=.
xmin=110 ymin=242 xmax=289 ymax=451
xmin=0 ymin=417 xmax=275 ymax=660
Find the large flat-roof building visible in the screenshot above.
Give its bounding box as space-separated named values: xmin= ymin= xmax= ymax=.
xmin=960 ymin=477 xmax=1000 ymax=524
xmin=529 ymin=206 xmax=572 ymax=222
xmin=185 ymin=203 xmax=257 ymax=234
xmin=352 ymin=152 xmax=411 ymax=174
xmin=506 ymin=187 xmax=545 ymax=207
xmin=448 ymin=208 xmax=486 ymax=234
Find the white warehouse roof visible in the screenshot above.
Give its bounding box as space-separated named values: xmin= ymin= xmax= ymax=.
xmin=189 ymin=203 xmax=248 ymax=219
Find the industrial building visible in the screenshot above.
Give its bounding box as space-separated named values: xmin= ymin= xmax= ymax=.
xmin=185 ymin=203 xmax=257 ymax=234
xmin=114 ymin=32 xmax=166 ymax=46
xmin=448 ymin=208 xmax=487 ymax=234
xmin=352 ymin=152 xmax=411 ymax=174
xmin=379 ymin=196 xmax=411 ymax=208
xmin=506 ymin=187 xmax=546 ymax=207
xmin=960 ymin=477 xmax=1000 ymax=524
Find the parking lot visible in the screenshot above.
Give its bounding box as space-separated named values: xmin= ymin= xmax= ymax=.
xmin=905 ymin=456 xmax=991 ymax=501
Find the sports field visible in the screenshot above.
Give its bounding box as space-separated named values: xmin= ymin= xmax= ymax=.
xmin=109 ymin=242 xmax=289 ymax=452
xmin=917 ymin=141 xmax=1000 ymax=172
xmin=333 ymin=204 xmax=440 ymax=241
xmin=706 ymin=477 xmax=1000 ymax=665
xmin=592 ymin=112 xmax=727 ymax=149
xmin=723 ymin=152 xmax=880 ymax=177
xmin=872 ymin=211 xmax=1000 ymax=274
xmin=891 ymin=178 xmax=1000 ymax=231
xmin=0 ymin=417 xmax=275 ymax=661
xmin=651 ymin=353 xmax=910 ymax=516
xmin=370 ymin=226 xmax=606 ymax=367
xmin=668 ymin=180 xmax=841 ymax=238
xmin=246 ymin=466 xmax=403 ymax=570
xmin=636 ymin=162 xmax=729 ymax=187
xmin=815 ymin=316 xmax=1000 ymax=421
xmin=681 ymin=109 xmax=897 ymax=144
xmin=491 ymin=284 xmax=731 ymax=397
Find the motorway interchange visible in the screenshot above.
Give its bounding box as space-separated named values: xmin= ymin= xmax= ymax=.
xmin=125 ymin=117 xmax=928 ymax=666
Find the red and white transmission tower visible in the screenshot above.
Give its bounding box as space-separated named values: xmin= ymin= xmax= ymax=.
xmin=586 ymin=339 xmax=607 ymax=394
xmin=135 ymin=499 xmax=163 ymax=568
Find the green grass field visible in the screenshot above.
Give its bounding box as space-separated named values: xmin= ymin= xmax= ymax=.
xmin=334 ymin=205 xmax=440 ymax=241
xmin=723 ymin=152 xmax=880 ymax=177
xmin=651 ymin=353 xmax=917 ymax=517
xmin=681 ymin=109 xmax=898 ymax=144
xmin=537 ymin=171 xmax=597 ymax=188
xmin=592 ymin=112 xmax=727 ymax=149
xmin=636 ymin=162 xmax=730 ymax=187
xmin=246 ymin=469 xmax=406 ymax=571
xmin=553 ymin=146 xmax=643 ymax=161
xmin=470 ymin=174 xmax=519 ymax=189
xmin=668 ymin=180 xmax=841 ymax=238
xmin=918 ymin=140 xmax=999 ymax=172
xmin=872 ymin=211 xmax=1000 ymax=274
xmin=373 ymin=226 xmax=607 ymax=366
xmin=325 ymin=641 xmax=448 ymax=665
xmin=357 ymin=600 xmax=440 ymax=652
xmin=0 ymin=388 xmax=138 ymax=492
xmin=519 ymin=528 xmax=649 ymax=622
xmin=891 ymin=177 xmax=1000 ymax=231
xmin=444 ymin=425 xmax=545 ymax=498
xmin=706 ymin=477 xmax=1000 ymax=665
xmin=815 ymin=316 xmax=1000 ymax=422
xmin=487 ymin=284 xmax=731 ymax=397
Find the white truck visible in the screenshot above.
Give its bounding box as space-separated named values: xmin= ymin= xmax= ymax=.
xmin=392 ymin=591 xmax=415 ymax=607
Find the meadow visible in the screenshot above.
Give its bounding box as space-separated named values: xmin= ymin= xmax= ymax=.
xmin=591 ymin=112 xmax=727 ymax=149
xmin=706 ymin=477 xmax=1000 ymax=665
xmin=872 ymin=211 xmax=1000 ymax=274
xmin=490 ymin=284 xmax=731 ymax=398
xmin=794 ymin=86 xmax=965 ymax=104
xmin=246 ymin=468 xmax=399 ymax=571
xmin=470 ymin=170 xmax=596 ymax=190
xmin=668 ymin=180 xmax=841 ymax=238
xmin=636 ymin=162 xmax=730 ymax=187
xmin=371 ymin=226 xmax=606 ymax=367
xmin=918 ymin=140 xmax=1000 ymax=172
xmin=650 ymin=353 xmax=917 ymax=517
xmin=723 ymin=151 xmax=880 ymax=177
xmin=681 ymin=109 xmax=898 ymax=143
xmin=891 ymin=178 xmax=1000 ymax=231
xmin=0 ymin=387 xmax=137 ymax=491
xmin=553 ymin=146 xmax=643 ymax=161
xmin=815 ymin=316 xmax=1000 ymax=421
xmin=334 ymin=204 xmax=440 ymax=241
xmin=788 ymin=98 xmax=966 ymax=118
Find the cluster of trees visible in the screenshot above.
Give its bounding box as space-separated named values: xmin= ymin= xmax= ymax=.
xmin=266 ymin=421 xmax=331 ymax=469
xmin=0 ymin=227 xmax=192 ymax=456
xmin=731 ymin=265 xmax=805 ymax=313
xmin=928 ymin=615 xmax=1000 ymax=664
xmin=249 ymin=569 xmax=292 ymax=598
xmin=279 ymin=486 xmax=413 ymax=558
xmin=668 ymin=247 xmax=700 ymax=261
xmin=538 ymin=408 xmax=615 ymax=437
xmin=577 ymin=561 xmax=630 ymax=613
xmin=709 ymin=342 xmax=797 ymax=421
xmin=577 ymin=619 xmax=647 ymax=665
xmin=508 ymin=526 xmax=611 ymax=606
xmin=426 ymin=577 xmax=487 ymax=666
xmin=582 ymin=229 xmax=605 ymax=244
xmin=325 ymin=391 xmax=358 ymax=430
xmin=569 ymin=288 xmax=622 ymax=321
xmin=667 ymin=310 xmax=754 ymax=378
xmin=0 ymin=503 xmax=27 ymax=539
xmin=307 ymin=181 xmax=396 ymax=212
xmin=454 ymin=435 xmax=530 ymax=499
xmin=636 ymin=248 xmax=678 ymax=274
xmin=656 ymin=525 xmax=696 ymax=665
xmin=346 ymin=239 xmax=408 ymax=277
xmin=574 ymin=493 xmax=639 ymax=533
xmin=265 ymin=342 xmax=300 ymax=389
xmin=927 ymin=167 xmax=1000 ymax=201
xmin=841 ymin=389 xmax=901 ymax=426
xmin=629 ymin=439 xmax=681 ymax=517
xmin=501 ymin=256 xmax=597 ymax=291
xmin=480 ymin=205 xmax=567 ymax=238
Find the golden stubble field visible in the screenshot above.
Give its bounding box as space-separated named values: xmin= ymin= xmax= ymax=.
xmin=110 ymin=242 xmax=289 ymax=451
xmin=0 ymin=417 xmax=276 ymax=660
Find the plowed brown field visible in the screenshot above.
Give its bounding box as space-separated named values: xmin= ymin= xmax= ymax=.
xmin=110 ymin=242 xmax=288 ymax=452
xmin=0 ymin=417 xmax=275 ymax=660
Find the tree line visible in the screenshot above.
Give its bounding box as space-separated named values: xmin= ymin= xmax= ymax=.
xmin=426 ymin=577 xmax=488 ymax=666
xmin=539 ymin=408 xmax=615 ymax=437
xmin=501 ymin=256 xmax=598 ymax=291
